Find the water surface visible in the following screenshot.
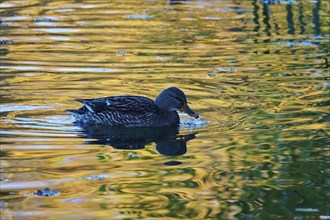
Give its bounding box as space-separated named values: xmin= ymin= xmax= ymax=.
xmin=1 ymin=0 xmax=329 ymax=219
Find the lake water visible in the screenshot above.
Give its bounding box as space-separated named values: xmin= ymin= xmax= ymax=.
xmin=0 ymin=0 xmax=329 ymax=219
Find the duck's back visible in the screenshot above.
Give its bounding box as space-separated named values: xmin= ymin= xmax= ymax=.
xmin=66 ymin=96 xmax=179 ymax=127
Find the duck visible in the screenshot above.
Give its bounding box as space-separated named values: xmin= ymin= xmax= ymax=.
xmin=66 ymin=87 xmax=199 ymax=127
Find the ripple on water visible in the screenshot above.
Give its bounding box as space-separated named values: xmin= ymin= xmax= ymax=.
xmin=179 ymin=114 xmax=210 ymax=130
xmin=0 ymin=105 xmax=50 ymax=113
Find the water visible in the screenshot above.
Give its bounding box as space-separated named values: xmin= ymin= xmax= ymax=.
xmin=0 ymin=0 xmax=329 ymax=219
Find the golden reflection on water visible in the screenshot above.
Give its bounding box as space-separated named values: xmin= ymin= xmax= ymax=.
xmin=1 ymin=0 xmax=329 ymax=219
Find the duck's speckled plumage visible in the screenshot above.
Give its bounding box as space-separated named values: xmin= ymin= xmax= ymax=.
xmin=66 ymin=87 xmax=198 ymax=127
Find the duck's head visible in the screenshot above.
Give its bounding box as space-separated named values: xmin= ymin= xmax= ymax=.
xmin=155 ymin=87 xmax=199 ymax=119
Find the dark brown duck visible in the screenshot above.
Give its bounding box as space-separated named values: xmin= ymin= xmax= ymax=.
xmin=66 ymin=87 xmax=198 ymax=127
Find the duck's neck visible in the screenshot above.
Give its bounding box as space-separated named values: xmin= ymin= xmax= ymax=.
xmin=155 ymin=99 xmax=167 ymax=111
xmin=159 ymin=109 xmax=180 ymax=126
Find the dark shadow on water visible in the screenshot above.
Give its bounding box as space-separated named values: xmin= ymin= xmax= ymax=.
xmin=286 ymin=4 xmax=295 ymax=35
xmin=77 ymin=124 xmax=196 ymax=157
xmin=312 ymin=1 xmax=321 ymax=36
xmin=254 ymin=0 xmax=323 ymax=38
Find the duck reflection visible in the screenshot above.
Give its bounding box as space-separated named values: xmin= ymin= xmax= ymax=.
xmin=78 ymin=124 xmax=196 ymax=156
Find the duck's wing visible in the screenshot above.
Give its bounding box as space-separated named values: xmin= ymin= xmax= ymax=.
xmin=76 ymin=96 xmax=155 ymax=113
xmin=105 ymin=96 xmax=155 ymax=112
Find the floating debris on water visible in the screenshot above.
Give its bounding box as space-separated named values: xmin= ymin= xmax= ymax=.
xmin=0 ymin=177 xmax=12 ymax=182
xmin=33 ymin=17 xmax=59 ymax=22
xmin=34 ymin=188 xmax=59 ymax=197
xmin=116 ymin=51 xmax=126 ymax=55
xmin=83 ymin=174 xmax=108 ymax=180
xmin=271 ymin=40 xmax=317 ymax=47
xmin=0 ymin=39 xmax=13 ymax=45
xmin=125 ymin=14 xmax=153 ymax=19
xmin=208 ymin=67 xmax=236 ymax=76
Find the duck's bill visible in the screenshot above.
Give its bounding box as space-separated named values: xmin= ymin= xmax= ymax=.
xmin=181 ymin=104 xmax=199 ymax=119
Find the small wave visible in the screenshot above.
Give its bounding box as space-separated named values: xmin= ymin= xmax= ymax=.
xmin=179 ymin=114 xmax=210 ymax=130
